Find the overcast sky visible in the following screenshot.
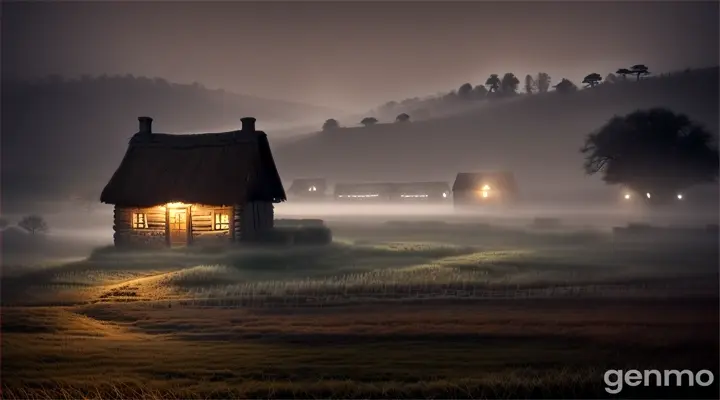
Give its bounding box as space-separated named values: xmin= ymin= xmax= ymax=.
xmin=3 ymin=1 xmax=718 ymax=110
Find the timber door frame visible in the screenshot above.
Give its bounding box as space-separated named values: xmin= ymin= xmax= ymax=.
xmin=166 ymin=206 xmax=191 ymax=247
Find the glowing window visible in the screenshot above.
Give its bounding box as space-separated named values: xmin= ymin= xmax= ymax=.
xmin=132 ymin=213 xmax=148 ymax=229
xmin=214 ymin=212 xmax=230 ymax=230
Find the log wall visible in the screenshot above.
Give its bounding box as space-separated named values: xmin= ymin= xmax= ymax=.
xmin=190 ymin=204 xmax=234 ymax=246
xmin=113 ymin=203 xmax=268 ymax=247
xmin=114 ymin=205 xmax=168 ymax=248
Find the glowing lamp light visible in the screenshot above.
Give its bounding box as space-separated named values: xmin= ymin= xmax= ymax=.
xmin=308 ymin=185 xmax=317 ymax=192
xmin=166 ymin=202 xmax=188 ymax=208
xmin=338 ymin=194 xmax=379 ymax=198
xmin=442 ymin=192 xmax=448 ymax=198
xmin=677 ymin=194 xmax=683 ymax=200
xmin=481 ymin=184 xmax=491 ymax=191
xmin=646 ymin=193 xmax=651 ymax=199
xmin=481 ymin=191 xmax=489 ymax=198
xmin=624 ymin=194 xmax=631 ymax=200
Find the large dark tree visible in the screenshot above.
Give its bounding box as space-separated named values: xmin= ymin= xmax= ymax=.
xmin=360 ymin=117 xmax=378 ymax=127
xmin=395 ymin=113 xmax=411 ymax=123
xmin=322 ymin=118 xmax=340 ymax=131
xmin=458 ymin=83 xmax=473 ymax=99
xmin=472 ymin=85 xmax=488 ymax=99
xmin=630 ymin=64 xmax=650 ymax=81
xmin=536 ymin=72 xmax=551 ymax=93
xmin=582 ymin=73 xmax=603 ymax=88
xmin=524 ymin=74 xmax=536 ymax=94
xmin=485 ymin=74 xmax=501 ymax=93
xmin=581 ymin=108 xmax=719 ymax=203
xmin=500 ymin=73 xmax=520 ymax=95
xmin=615 ymin=68 xmax=632 ymax=80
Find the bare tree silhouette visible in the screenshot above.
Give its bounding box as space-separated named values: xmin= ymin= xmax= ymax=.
xmin=18 ymin=215 xmax=49 ymax=235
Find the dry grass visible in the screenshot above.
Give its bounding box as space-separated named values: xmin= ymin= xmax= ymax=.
xmin=2 ymin=300 xmax=718 ymax=399
xmin=2 ymin=223 xmax=718 ymax=398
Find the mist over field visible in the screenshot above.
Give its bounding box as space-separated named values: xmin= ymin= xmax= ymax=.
xmin=2 ymin=1 xmax=719 ymax=399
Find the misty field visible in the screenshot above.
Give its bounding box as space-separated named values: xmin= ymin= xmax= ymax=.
xmin=2 ymin=221 xmax=718 ymax=399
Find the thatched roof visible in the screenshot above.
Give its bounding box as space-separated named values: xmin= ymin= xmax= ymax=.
xmin=452 ymin=172 xmax=517 ymax=192
xmin=100 ymin=117 xmax=286 ymax=206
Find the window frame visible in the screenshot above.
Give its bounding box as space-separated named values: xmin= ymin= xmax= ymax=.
xmin=213 ymin=210 xmax=230 ymax=230
xmin=132 ymin=212 xmax=148 ymax=229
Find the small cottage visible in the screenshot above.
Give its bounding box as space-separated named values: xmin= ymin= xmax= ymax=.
xmin=288 ymin=178 xmax=328 ymax=201
xmin=452 ymin=172 xmax=518 ymax=207
xmin=100 ymin=116 xmax=286 ymax=248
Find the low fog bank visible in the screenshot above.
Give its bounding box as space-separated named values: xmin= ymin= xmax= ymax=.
xmin=1 ymin=206 xmax=113 ymax=268
xmin=275 ymin=202 xmax=719 ymax=229
xmin=2 ymin=197 xmax=715 ymax=269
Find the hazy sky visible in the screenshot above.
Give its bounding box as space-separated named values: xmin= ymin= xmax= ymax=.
xmin=3 ymin=1 xmax=718 ymax=110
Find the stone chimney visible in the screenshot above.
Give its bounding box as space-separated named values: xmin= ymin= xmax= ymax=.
xmin=138 ymin=116 xmax=153 ymax=134
xmin=241 ymin=117 xmax=256 ymax=132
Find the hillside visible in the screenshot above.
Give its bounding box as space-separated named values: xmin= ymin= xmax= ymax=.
xmin=273 ymin=68 xmax=720 ymax=200
xmin=1 ymin=75 xmax=339 ymax=209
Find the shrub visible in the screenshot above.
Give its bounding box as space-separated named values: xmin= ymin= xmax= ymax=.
xmin=294 ymin=226 xmax=333 ymax=245
xmin=258 ymin=226 xmax=332 ymax=246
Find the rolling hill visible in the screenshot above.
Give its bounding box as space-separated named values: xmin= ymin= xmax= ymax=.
xmin=1 ymin=75 xmax=340 ymax=209
xmin=273 ymin=68 xmax=720 ymax=201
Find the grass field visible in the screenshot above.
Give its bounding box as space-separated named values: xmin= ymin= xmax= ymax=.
xmin=2 ymin=220 xmax=718 ymax=399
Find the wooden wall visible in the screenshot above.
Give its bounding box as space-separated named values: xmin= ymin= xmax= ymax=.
xmin=190 ymin=204 xmax=234 ymax=246
xmin=239 ymin=202 xmax=274 ymax=240
xmin=113 ymin=203 xmax=271 ymax=247
xmin=114 ymin=205 xmax=167 ymax=248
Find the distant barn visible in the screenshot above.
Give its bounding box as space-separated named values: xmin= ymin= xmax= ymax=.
xmin=288 ymin=178 xmax=328 ymax=201
xmin=334 ymin=181 xmax=451 ymax=203
xmin=334 ymin=182 xmax=396 ymax=202
xmin=452 ymin=172 xmax=518 ymax=207
xmin=100 ymin=116 xmax=286 ymax=248
xmin=390 ymin=182 xmax=451 ymax=202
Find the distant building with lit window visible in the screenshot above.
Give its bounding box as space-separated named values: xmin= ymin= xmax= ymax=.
xmin=287 ymin=178 xmax=328 ymax=201
xmin=333 ymin=181 xmax=451 ymax=203
xmin=451 ymin=171 xmax=518 ymax=208
xmin=391 ymin=182 xmax=451 ymax=202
